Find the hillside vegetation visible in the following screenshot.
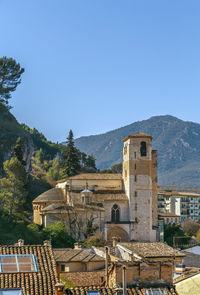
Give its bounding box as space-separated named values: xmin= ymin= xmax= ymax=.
xmin=75 ymin=115 xmax=200 ymax=186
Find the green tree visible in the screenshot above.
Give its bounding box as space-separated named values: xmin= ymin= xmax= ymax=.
xmin=86 ymin=154 xmax=96 ymax=170
xmin=13 ymin=137 xmax=25 ymax=166
xmin=100 ymin=163 xmax=122 ymax=174
xmin=42 ymin=222 xmax=75 ymax=248
xmin=164 ymin=223 xmax=190 ymax=247
xmin=111 ymin=163 xmax=122 ymax=173
xmin=46 ymin=156 xmax=62 ymax=181
xmin=0 ymin=156 xmax=28 ymax=220
xmin=62 ymin=130 xmax=81 ymax=177
xmin=83 ymin=232 xmax=105 ymax=248
xmin=35 ymin=148 xmax=44 ymax=164
xmin=0 ymin=57 xmax=24 ymax=106
xmin=181 ymin=219 xmax=200 ymax=237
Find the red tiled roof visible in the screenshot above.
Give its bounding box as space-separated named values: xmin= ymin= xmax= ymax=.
xmin=118 ymin=242 xmax=185 ymax=258
xmin=54 ymin=249 xmax=105 ymax=263
xmin=0 ymin=243 xmax=58 ymax=295
xmin=65 ymin=286 xmax=177 ymax=295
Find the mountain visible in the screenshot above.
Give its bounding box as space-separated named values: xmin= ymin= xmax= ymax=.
xmin=0 ymin=103 xmax=61 ymax=171
xmin=75 ymin=115 xmax=200 ymax=186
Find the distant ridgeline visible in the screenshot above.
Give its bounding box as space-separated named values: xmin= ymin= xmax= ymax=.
xmin=2 ymin=104 xmax=200 ymax=186
xmin=74 ymin=115 xmax=200 ymax=186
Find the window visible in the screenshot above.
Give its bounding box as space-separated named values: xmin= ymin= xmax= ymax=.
xmin=61 ymin=264 xmax=65 ymax=272
xmin=135 ymin=191 xmax=137 ymax=197
xmin=140 ymin=141 xmax=147 ymax=157
xmin=0 ymin=290 xmax=23 ymax=295
xmin=111 ymin=204 xmax=120 ymax=222
xmin=0 ymin=255 xmax=37 ymax=273
xmin=144 ymin=289 xmax=167 ymax=295
xmin=87 ymin=292 xmax=100 ymax=295
xmin=124 ymin=146 xmax=127 ymax=155
xmin=134 ymin=152 xmax=136 ymax=159
xmin=135 ymin=175 xmax=137 ymax=182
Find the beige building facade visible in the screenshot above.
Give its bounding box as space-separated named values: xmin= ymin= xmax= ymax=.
xmin=33 ymin=132 xmax=158 ymax=242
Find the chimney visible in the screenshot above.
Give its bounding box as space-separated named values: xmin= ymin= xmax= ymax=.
xmin=105 ymin=246 xmax=109 ymax=287
xmin=44 ymin=240 xmax=51 ymax=247
xmin=56 ymin=265 xmax=61 ymax=281
xmin=122 ymin=265 xmax=126 ymax=295
xmin=18 ymin=239 xmax=24 ymax=246
xmin=55 ymin=282 xmax=64 ymax=295
xmin=74 ymin=242 xmax=82 ymax=250
xmin=112 ymin=237 xmax=118 ymax=247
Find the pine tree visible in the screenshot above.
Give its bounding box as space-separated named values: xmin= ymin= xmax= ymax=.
xmin=0 ymin=156 xmax=28 ymax=220
xmin=13 ymin=137 xmax=26 ymax=166
xmin=86 ymin=154 xmax=96 ymax=170
xmin=0 ymin=57 xmax=24 ymax=106
xmin=62 ymin=130 xmax=81 ymax=177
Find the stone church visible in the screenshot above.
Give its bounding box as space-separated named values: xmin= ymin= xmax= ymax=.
xmin=33 ymin=132 xmax=158 ymax=242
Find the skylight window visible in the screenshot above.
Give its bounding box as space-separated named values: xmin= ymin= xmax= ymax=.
xmin=87 ymin=291 xmax=100 ymax=295
xmin=0 ymin=255 xmax=37 ymax=273
xmin=144 ymin=289 xmax=168 ymax=295
xmin=0 ymin=289 xmax=23 ymax=295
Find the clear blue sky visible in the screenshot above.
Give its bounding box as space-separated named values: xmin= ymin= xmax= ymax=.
xmin=1 ymin=0 xmax=200 ymax=142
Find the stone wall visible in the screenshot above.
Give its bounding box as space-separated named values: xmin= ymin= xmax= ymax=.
xmin=108 ymin=261 xmax=174 ymax=287
xmin=152 ymin=150 xmax=158 ymax=228
xmin=61 ymin=270 xmax=105 ymax=287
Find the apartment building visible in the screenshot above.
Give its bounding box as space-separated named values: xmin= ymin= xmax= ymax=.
xmin=158 ymin=192 xmax=200 ymax=223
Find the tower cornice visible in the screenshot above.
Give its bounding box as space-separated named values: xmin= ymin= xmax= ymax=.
xmin=122 ymin=132 xmax=152 ymax=142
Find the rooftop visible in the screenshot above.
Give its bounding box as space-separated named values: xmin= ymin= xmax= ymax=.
xmin=123 ymin=132 xmax=152 ymax=142
xmin=33 ymin=188 xmax=64 ymax=203
xmin=53 ymin=248 xmax=105 ymax=263
xmin=118 ymin=242 xmax=185 ymax=258
xmin=0 ymin=241 xmax=58 ymax=295
xmin=56 ymin=173 xmax=122 ymax=183
xmin=158 ymin=191 xmax=200 ymax=197
xmin=65 ymin=286 xmax=177 ymax=295
xmin=158 ymin=212 xmax=180 ymax=218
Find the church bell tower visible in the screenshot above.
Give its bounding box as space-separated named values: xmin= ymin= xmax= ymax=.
xmin=122 ymin=133 xmax=157 ymax=242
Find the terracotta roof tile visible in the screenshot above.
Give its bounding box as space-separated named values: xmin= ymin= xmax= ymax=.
xmin=56 ymin=173 xmax=122 ymax=183
xmin=118 ymin=242 xmax=185 ymax=258
xmin=65 ymin=286 xmax=178 ymax=295
xmin=53 ymin=249 xmax=105 ymax=263
xmin=33 ymin=188 xmax=64 ymax=203
xmin=0 ymin=244 xmax=58 ymax=295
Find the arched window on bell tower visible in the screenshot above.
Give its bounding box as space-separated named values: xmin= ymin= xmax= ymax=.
xmin=140 ymin=141 xmax=147 ymax=157
xmin=111 ymin=204 xmax=120 ymax=222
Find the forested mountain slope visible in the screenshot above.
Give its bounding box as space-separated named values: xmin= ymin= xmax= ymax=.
xmin=0 ymin=103 xmax=61 ymax=174
xmin=75 ymin=115 xmax=200 ymax=186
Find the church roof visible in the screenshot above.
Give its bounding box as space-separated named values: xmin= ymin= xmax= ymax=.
xmin=41 ymin=202 xmax=104 ymax=213
xmin=41 ymin=203 xmax=66 ymax=212
xmin=123 ymin=132 xmax=152 ymax=142
xmin=56 ymin=173 xmax=122 ymax=183
xmin=118 ymin=242 xmax=184 ymax=258
xmin=33 ymin=188 xmax=64 ymax=203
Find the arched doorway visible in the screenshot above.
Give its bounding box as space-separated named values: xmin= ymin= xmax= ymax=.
xmin=107 ymin=226 xmax=129 ymax=242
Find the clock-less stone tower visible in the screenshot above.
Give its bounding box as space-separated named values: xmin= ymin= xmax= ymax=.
xmin=123 ymin=133 xmax=157 ymax=241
